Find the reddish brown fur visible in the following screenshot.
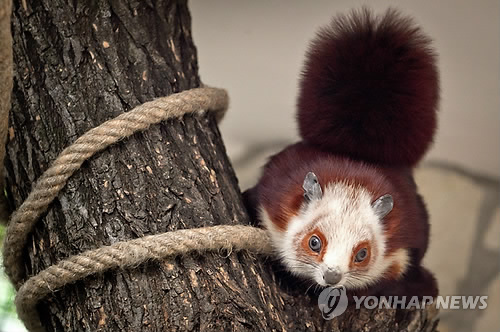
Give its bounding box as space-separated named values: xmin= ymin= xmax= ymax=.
xmin=385 ymin=262 xmax=404 ymax=279
xmin=297 ymin=8 xmax=439 ymax=167
xmin=246 ymin=142 xmax=434 ymax=295
xmin=243 ymin=7 xmax=438 ymax=297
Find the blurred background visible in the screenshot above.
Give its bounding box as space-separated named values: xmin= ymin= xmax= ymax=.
xmin=190 ymin=1 xmax=499 ymax=332
xmin=1 ymin=1 xmax=498 ymax=331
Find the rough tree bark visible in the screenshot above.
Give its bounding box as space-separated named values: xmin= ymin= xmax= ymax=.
xmin=5 ymin=0 xmax=439 ymax=331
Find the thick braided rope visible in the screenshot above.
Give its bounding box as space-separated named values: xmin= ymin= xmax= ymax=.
xmin=0 ymin=0 xmax=13 ymax=223
xmin=17 ymin=225 xmax=272 ymax=332
xmin=3 ymin=87 xmax=229 ymax=288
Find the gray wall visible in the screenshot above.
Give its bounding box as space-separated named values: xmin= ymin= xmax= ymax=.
xmin=190 ymin=0 xmax=499 ymax=178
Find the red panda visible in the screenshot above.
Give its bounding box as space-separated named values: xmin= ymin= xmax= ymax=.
xmin=243 ymin=8 xmax=439 ymax=297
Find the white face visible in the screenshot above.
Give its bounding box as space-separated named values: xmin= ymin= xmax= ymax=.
xmin=261 ymin=182 xmax=408 ymax=290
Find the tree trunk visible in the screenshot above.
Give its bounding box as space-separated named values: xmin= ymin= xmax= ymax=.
xmin=5 ymin=0 xmax=439 ymax=331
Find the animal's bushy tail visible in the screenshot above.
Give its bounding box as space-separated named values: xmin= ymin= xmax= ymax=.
xmin=297 ymin=8 xmax=439 ymax=166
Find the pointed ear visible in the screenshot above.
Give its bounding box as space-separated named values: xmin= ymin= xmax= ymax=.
xmin=303 ymin=172 xmax=322 ymax=203
xmin=372 ymin=194 xmax=394 ymax=219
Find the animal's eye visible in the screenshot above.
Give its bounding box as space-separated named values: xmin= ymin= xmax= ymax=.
xmin=308 ymin=235 xmax=322 ymax=252
xmin=355 ymin=248 xmax=368 ymax=262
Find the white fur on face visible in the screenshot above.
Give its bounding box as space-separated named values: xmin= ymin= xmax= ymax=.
xmin=260 ymin=182 xmax=409 ymax=290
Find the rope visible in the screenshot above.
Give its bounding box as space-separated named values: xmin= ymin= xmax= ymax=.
xmin=0 ymin=0 xmax=13 ymax=223
xmin=0 ymin=4 xmax=272 ymax=332
xmin=16 ymin=225 xmax=272 ymax=332
xmin=0 ymin=85 xmax=274 ymax=332
xmin=3 ymin=87 xmax=229 ymax=289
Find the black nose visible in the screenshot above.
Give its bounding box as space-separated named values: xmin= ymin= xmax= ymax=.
xmin=323 ymin=269 xmax=342 ymax=285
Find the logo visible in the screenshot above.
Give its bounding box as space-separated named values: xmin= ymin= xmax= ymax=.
xmin=318 ymin=285 xmax=348 ymax=319
xmin=352 ymin=295 xmax=488 ymax=310
xmin=317 ymin=286 xmax=488 ymax=321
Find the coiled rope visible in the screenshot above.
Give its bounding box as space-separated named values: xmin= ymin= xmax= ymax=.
xmin=0 ymin=0 xmax=13 ymax=222
xmin=3 ymin=87 xmax=230 ymax=288
xmin=0 ymin=1 xmax=273 ymax=331
xmin=2 ymin=86 xmax=273 ymax=332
